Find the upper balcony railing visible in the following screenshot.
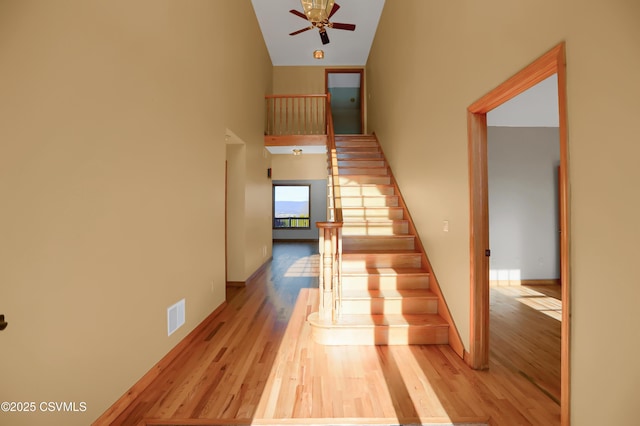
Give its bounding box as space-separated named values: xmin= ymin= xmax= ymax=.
xmin=265 ymin=94 xmax=327 ymax=136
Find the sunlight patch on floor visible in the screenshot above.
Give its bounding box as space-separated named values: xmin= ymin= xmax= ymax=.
xmin=284 ymin=254 xmax=320 ymax=277
xmin=493 ymin=286 xmax=562 ymax=321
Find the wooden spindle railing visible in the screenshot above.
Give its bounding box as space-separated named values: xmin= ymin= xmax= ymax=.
xmin=316 ymin=93 xmax=343 ymax=323
xmin=264 ymin=94 xmax=327 ymax=136
xmin=264 ymin=92 xmax=343 ymax=322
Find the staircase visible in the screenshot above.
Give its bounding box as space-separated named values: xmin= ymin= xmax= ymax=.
xmin=308 ymin=135 xmax=452 ymax=346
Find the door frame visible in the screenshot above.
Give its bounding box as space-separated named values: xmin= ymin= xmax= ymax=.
xmin=466 ymin=42 xmax=570 ymax=425
xmin=324 ymin=68 xmax=365 ymax=134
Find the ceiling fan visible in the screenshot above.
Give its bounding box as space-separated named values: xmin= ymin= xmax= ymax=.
xmin=289 ymin=0 xmax=356 ymax=45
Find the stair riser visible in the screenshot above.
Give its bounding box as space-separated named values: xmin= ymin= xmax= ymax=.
xmin=340 ymin=197 xmax=399 ymax=207
xmin=339 ymin=167 xmax=388 ymax=175
xmin=339 ymin=176 xmax=391 ymax=185
xmin=343 ymin=237 xmax=415 ymax=251
xmin=336 ymin=146 xmax=380 ymax=153
xmin=341 ymin=274 xmax=430 ymax=291
xmin=310 ymin=325 xmax=449 ymax=346
xmin=339 ymin=185 xmax=395 ymax=196
xmin=336 ymin=152 xmax=383 ymax=159
xmin=342 ymin=208 xmax=404 ymax=220
xmin=341 ymin=298 xmax=438 ymax=315
xmin=342 ymin=254 xmax=422 ymax=270
xmin=338 ymin=160 xmax=386 ymax=168
xmin=342 ymin=222 xmax=409 ymax=235
xmin=336 ymin=141 xmax=378 ymax=148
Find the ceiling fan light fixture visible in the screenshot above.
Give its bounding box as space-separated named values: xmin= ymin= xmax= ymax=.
xmin=313 ymin=50 xmax=324 ymax=59
xmin=300 ymin=0 xmax=335 ymax=23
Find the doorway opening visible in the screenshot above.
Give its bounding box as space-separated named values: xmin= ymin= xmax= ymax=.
xmin=325 ymin=69 xmax=364 ymax=134
xmin=225 ymin=129 xmax=246 ymax=287
xmin=487 ymin=77 xmax=562 ymax=403
xmin=467 ymin=43 xmax=570 ymax=425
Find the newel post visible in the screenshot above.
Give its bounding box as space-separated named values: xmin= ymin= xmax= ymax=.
xmin=316 ymin=222 xmax=343 ymax=322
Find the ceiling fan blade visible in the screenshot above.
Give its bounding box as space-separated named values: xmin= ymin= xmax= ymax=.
xmin=289 ymin=26 xmax=314 ymax=36
xmin=328 ymin=3 xmax=341 ymax=18
xmin=330 ymin=22 xmax=356 ymax=31
xmin=289 ymin=9 xmax=308 ymax=20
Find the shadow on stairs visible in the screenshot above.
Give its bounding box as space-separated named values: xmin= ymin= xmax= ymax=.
xmin=308 ymin=135 xmax=461 ymax=352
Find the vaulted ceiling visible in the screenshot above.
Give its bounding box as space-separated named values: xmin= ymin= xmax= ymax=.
xmin=251 ymin=0 xmax=385 ymax=66
xmin=252 ymin=0 xmax=558 ymax=137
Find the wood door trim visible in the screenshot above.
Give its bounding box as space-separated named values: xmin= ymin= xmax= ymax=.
xmin=325 ymin=68 xmax=365 ymax=134
xmin=467 ymin=42 xmax=570 ymax=425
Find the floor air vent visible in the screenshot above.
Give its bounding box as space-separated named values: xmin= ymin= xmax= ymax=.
xmin=167 ymin=299 xmax=185 ymax=336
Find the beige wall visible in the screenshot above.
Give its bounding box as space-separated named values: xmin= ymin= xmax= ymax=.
xmin=271 ymin=154 xmax=328 ymax=181
xmin=273 ymin=66 xmax=327 ymax=94
xmin=0 ymin=1 xmax=271 ymax=425
xmin=224 ymin=3 xmax=274 ymax=281
xmin=367 ymin=0 xmax=640 ymax=424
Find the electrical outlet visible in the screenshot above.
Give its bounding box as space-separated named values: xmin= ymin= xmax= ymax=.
xmin=443 ymin=220 xmax=449 ymax=232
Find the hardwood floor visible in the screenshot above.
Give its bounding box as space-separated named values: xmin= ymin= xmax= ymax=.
xmin=108 ymin=242 xmax=560 ymax=426
xmin=490 ymin=284 xmax=562 ymax=404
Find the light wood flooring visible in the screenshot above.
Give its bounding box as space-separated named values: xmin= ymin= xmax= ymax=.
xmin=490 ymin=284 xmax=562 ymax=404
xmin=110 ymin=242 xmax=561 ymax=426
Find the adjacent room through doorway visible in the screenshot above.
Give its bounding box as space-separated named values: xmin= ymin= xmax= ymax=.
xmin=325 ymin=69 xmax=364 ymax=134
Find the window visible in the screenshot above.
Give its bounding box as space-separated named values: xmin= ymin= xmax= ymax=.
xmin=273 ymin=185 xmax=311 ymax=229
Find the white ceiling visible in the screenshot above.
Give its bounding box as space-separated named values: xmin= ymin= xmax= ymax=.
xmin=251 ymin=0 xmax=385 ymax=66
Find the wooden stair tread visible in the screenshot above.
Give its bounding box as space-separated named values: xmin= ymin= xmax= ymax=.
xmin=338 ymin=173 xmax=388 ymax=176
xmin=342 ymin=220 xmax=409 ymax=226
xmin=339 ymin=167 xmax=388 ymax=170
xmin=342 ymin=267 xmax=429 ymax=276
xmin=343 ymin=249 xmax=421 ymax=254
xmin=343 ymin=235 xmax=414 ymax=240
xmin=341 ymin=207 xmax=403 ymax=212
xmin=340 ymin=194 xmax=397 ymax=198
xmin=342 ymin=218 xmax=404 ymax=222
xmin=338 ymin=183 xmax=394 ymax=188
xmin=341 ymin=206 xmax=402 ymax=209
xmin=312 ymin=313 xmax=448 ymax=328
xmin=341 ymin=289 xmax=437 ymax=300
xmin=342 ymin=217 xmax=408 ymax=220
xmin=340 ymin=195 xmax=399 ymax=207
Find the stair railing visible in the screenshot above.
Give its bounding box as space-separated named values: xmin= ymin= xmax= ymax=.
xmin=264 ymin=94 xmax=327 ymax=136
xmin=316 ymin=93 xmax=343 ymax=323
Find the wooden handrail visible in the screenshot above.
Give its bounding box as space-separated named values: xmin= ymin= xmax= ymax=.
xmin=316 ymin=93 xmax=343 ymax=323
